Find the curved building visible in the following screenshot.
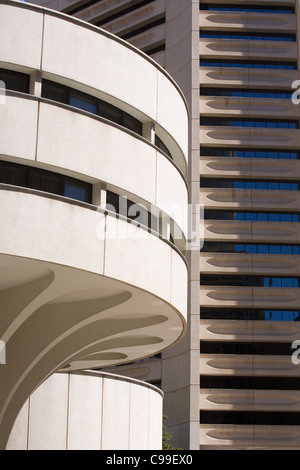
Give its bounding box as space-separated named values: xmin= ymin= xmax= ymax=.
xmin=37 ymin=0 xmax=300 ymax=451
xmin=0 ymin=0 xmax=188 ymax=450
xmin=6 ymin=371 xmax=164 ymax=450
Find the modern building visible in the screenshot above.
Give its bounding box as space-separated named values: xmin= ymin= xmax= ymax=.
xmin=0 ymin=0 xmax=189 ymax=450
xmin=31 ymin=0 xmax=300 ymax=451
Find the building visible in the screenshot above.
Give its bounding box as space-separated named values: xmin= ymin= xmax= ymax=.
xmin=0 ymin=0 xmax=189 ymax=449
xmin=31 ymin=0 xmax=300 ymax=451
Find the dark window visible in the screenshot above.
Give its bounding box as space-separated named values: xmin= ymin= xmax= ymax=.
xmin=70 ymin=90 xmax=98 ymax=115
xmin=200 ymin=274 xmax=300 ymax=288
xmin=42 ymin=80 xmax=69 ymax=104
xmin=200 ymin=411 xmax=300 ymax=425
xmin=200 ymin=31 xmax=295 ymax=41
xmin=200 ymin=341 xmax=294 ymax=355
xmin=42 ymin=80 xmax=143 ymax=136
xmin=200 ymin=178 xmax=300 ymax=190
xmin=201 ymin=376 xmax=300 ymax=390
xmin=0 ymin=160 xmax=92 ymax=203
xmin=200 ymin=308 xmax=300 ymax=321
xmin=200 ymin=4 xmax=294 ymax=13
xmin=204 ymin=210 xmax=299 ymax=222
xmin=155 ymin=135 xmax=172 ymax=159
xmin=0 ymin=68 xmax=30 ymax=93
xmin=200 ymin=117 xmax=298 ymax=129
xmin=98 ymin=99 xmax=142 ymax=135
xmin=200 ymin=147 xmax=299 ymax=159
xmin=200 ymin=87 xmax=293 ymax=99
xmin=106 ymin=190 xmax=157 ymax=232
xmin=201 ymin=242 xmax=300 ymax=255
xmin=200 ymin=60 xmax=296 ymax=69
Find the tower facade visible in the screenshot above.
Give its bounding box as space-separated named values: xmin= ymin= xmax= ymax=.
xmin=21 ymin=0 xmax=300 ymax=450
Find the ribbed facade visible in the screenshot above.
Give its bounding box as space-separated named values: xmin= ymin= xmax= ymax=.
xmin=199 ymin=0 xmax=300 ymax=450
xmin=27 ymin=0 xmax=300 ymax=450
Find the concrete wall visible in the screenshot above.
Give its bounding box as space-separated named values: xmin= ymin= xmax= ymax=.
xmin=6 ymin=371 xmax=163 ymax=450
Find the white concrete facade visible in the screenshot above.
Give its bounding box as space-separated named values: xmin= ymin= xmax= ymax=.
xmin=0 ymin=0 xmax=188 ymax=450
xmin=7 ymin=371 xmax=163 ymax=450
xmin=39 ymin=0 xmax=300 ymax=451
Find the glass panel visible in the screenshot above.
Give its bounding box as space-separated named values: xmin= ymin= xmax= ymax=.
xmin=0 ymin=69 xmax=30 ymax=93
xmin=29 ymin=170 xmax=61 ymax=195
xmin=42 ymin=80 xmax=69 ymax=104
xmin=70 ymin=93 xmax=98 ymax=114
xmin=0 ymin=161 xmax=27 ymax=186
xmin=64 ymin=183 xmax=87 ymax=202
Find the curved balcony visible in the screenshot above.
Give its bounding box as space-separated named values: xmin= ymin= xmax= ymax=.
xmin=0 ymin=1 xmax=188 ymax=173
xmin=0 ymin=0 xmax=188 ymax=450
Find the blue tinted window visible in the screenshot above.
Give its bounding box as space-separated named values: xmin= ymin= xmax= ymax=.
xmin=268 ymin=311 xmax=281 ymax=321
xmin=283 ymin=311 xmax=294 ymax=321
xmin=64 ymin=184 xmax=87 ymax=202
xmin=257 ymin=213 xmax=268 ymax=221
xmin=269 ymin=246 xmax=281 ymax=254
xmin=234 ymin=244 xmax=245 ymax=252
xmin=271 ymin=278 xmax=281 ymax=287
xmin=69 ymin=95 xmax=98 ymax=114
xmin=199 ymin=60 xmax=296 ymax=69
xmin=258 ymin=245 xmax=268 ymax=254
xmin=282 ymin=246 xmax=293 ymax=255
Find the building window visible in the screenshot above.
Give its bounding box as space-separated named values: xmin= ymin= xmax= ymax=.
xmin=200 ymin=178 xmax=300 ymax=190
xmin=200 ymin=411 xmax=300 ymax=425
xmin=0 ymin=160 xmax=92 ymax=203
xmin=200 ymin=274 xmax=300 ymax=288
xmin=200 ymin=4 xmax=295 ymax=13
xmin=200 ymin=376 xmax=300 ymax=390
xmin=201 ymin=242 xmax=300 ymax=255
xmin=106 ymin=190 xmax=157 ymax=232
xmin=200 ymin=341 xmax=295 ymax=355
xmin=200 ymin=31 xmax=295 ymax=41
xmin=200 ymin=117 xmax=298 ymax=129
xmin=42 ymin=80 xmax=143 ymax=136
xmin=200 ymin=87 xmax=293 ymax=99
xmin=200 ymin=60 xmax=296 ymax=69
xmin=200 ymin=148 xmax=299 ymax=159
xmin=204 ymin=210 xmax=299 ymax=222
xmin=200 ymin=308 xmax=300 ymax=321
xmin=155 ymin=135 xmax=172 ymax=159
xmin=0 ymin=68 xmax=30 ymax=93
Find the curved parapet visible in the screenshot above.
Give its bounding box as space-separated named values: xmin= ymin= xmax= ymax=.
xmin=6 ymin=371 xmax=163 ymax=450
xmin=0 ymin=0 xmax=188 ymax=449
